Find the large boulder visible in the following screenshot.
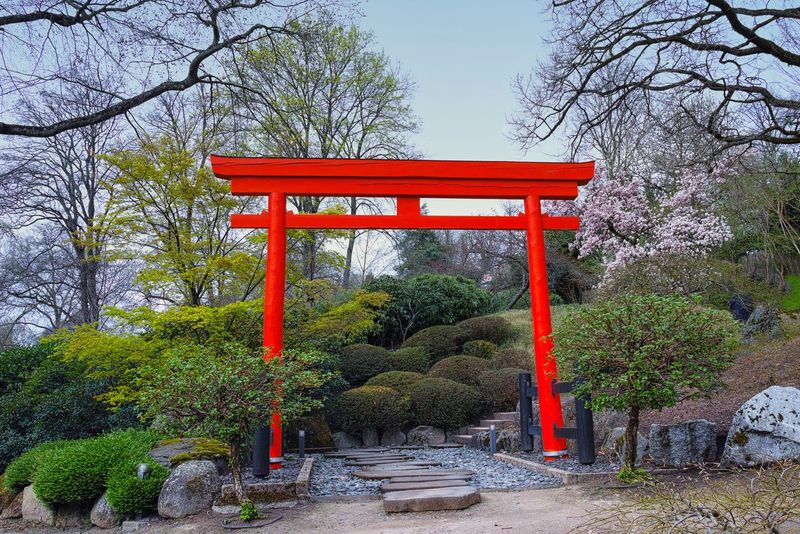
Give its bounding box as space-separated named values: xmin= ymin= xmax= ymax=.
xmin=649 ymin=420 xmax=717 ymax=467
xmin=157 ymin=460 xmax=221 ymax=519
xmin=332 ymin=431 xmax=359 ymax=450
xmin=729 ymin=294 xmax=754 ymax=322
xmin=361 ymin=427 xmax=380 ymax=447
xmin=380 ymin=429 xmax=406 ymax=447
xmin=91 ymin=491 xmax=122 ymax=529
xmin=150 ymin=437 xmax=230 ymax=475
xmin=1 ymin=492 xmax=22 ymax=519
xmin=407 ymin=426 xmax=446 ymax=446
xmin=21 ymin=485 xmax=54 ymax=525
xmin=601 ymin=427 xmax=648 ymax=465
xmin=742 ymin=304 xmax=781 ymax=342
xmin=723 ymin=386 xmax=800 ymax=466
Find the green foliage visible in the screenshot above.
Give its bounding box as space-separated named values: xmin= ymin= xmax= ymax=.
xmin=388 ymin=347 xmax=431 ymax=373
xmin=4 ymin=440 xmax=66 ymax=493
xmin=163 ymin=438 xmax=229 ymax=467
xmin=365 ymin=371 xmax=424 ymax=394
xmin=456 ymin=316 xmax=515 ymax=345
xmin=491 ymin=348 xmax=533 ymax=370
xmin=395 ymin=229 xmax=450 ymax=276
xmin=0 ymin=344 xmax=51 ymax=396
xmin=462 ymin=340 xmax=497 ymax=359
xmin=333 ymin=386 xmax=411 ymax=435
xmin=338 ymin=344 xmax=392 ymax=386
xmin=239 ymin=498 xmax=260 ymax=521
xmin=409 ymin=378 xmax=481 ymax=429
xmin=428 ymin=356 xmax=490 ymax=388
xmin=106 ymin=458 xmax=169 ymax=516
xmin=0 ymin=475 xmax=15 ymax=509
xmin=365 ymin=274 xmax=492 ymax=347
xmin=783 ymin=275 xmax=800 ymax=312
xmin=616 ymin=466 xmax=652 ymax=484
xmin=401 ymin=325 xmax=468 ymax=364
xmin=478 ymin=368 xmax=527 ymax=411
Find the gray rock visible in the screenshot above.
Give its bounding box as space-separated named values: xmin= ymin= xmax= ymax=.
xmin=601 ymin=427 xmax=648 ymax=465
xmin=1 ymin=491 xmax=22 ymax=519
xmin=407 ymin=426 xmax=446 ymax=446
xmin=729 ymin=293 xmax=754 ymax=322
xmin=21 ymin=485 xmax=53 ymax=525
xmin=649 ymin=420 xmax=717 ymax=467
xmin=54 ymin=505 xmax=84 ymax=529
xmin=723 ymin=386 xmax=800 ymax=466
xmin=157 ymin=460 xmax=221 ymax=518
xmin=496 ymin=429 xmax=520 ymax=452
xmin=362 ymin=427 xmax=379 ymax=447
xmin=332 ymin=431 xmax=359 ymax=450
xmin=380 ymin=428 xmax=406 ymax=447
xmin=91 ymin=491 xmax=122 ymax=528
xmin=149 ymin=437 xmax=229 ymax=475
xmin=742 ymin=304 xmax=781 ymax=342
xmin=532 ymin=395 xmax=625 ymax=457
xmin=383 ymin=486 xmax=481 ymax=512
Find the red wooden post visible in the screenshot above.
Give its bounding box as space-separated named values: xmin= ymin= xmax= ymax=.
xmin=524 ymin=194 xmax=568 ymax=459
xmin=264 ymin=192 xmax=287 ymax=468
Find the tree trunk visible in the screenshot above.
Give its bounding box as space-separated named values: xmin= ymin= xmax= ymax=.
xmin=230 ymin=441 xmax=246 ymax=503
xmin=625 ymin=406 xmax=640 ymax=468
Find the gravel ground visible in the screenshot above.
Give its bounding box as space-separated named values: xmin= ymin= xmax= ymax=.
xmin=220 ymin=456 xmax=302 ymax=485
xmin=511 ymin=450 xmax=620 ymax=473
xmin=309 ymin=447 xmax=561 ymax=496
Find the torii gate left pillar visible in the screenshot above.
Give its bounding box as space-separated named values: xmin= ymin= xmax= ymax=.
xmin=210 ymin=156 xmax=595 ymax=469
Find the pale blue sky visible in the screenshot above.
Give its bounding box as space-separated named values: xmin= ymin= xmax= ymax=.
xmin=359 ymin=0 xmax=561 ymax=214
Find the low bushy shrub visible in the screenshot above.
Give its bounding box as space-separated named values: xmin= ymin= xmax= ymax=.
xmin=463 ymin=340 xmax=497 ymax=359
xmin=334 ymin=386 xmax=411 ymax=434
xmin=491 ymin=348 xmax=532 ymax=370
xmin=428 ymin=356 xmax=490 ymax=388
xmin=409 ymin=377 xmax=481 ymax=429
xmin=106 ymin=457 xmax=169 ymax=516
xmin=478 ymin=368 xmax=527 ymax=411
xmin=365 ymin=371 xmax=425 ymax=394
xmin=388 ymin=347 xmax=430 ymax=373
xmin=339 ymin=344 xmax=392 ymax=386
xmin=456 ymin=316 xmax=515 ymax=345
xmin=3 ymin=439 xmax=67 ymax=493
xmin=401 ymin=325 xmax=467 ymax=364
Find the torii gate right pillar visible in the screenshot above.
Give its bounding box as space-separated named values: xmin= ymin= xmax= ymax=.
xmin=525 ymin=194 xmax=568 ymax=457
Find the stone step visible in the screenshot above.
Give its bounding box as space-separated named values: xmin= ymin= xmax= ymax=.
xmin=344 ymin=457 xmax=414 ymax=466
xmin=381 ymin=479 xmax=470 ymax=493
xmin=355 ymin=469 xmax=474 ymax=480
xmin=366 ymin=461 xmax=442 ymax=470
xmin=493 ymin=412 xmax=517 ymax=421
xmin=452 ymin=435 xmax=474 ymax=445
xmin=466 ymin=426 xmax=490 ymax=436
xmin=325 ymin=448 xmax=387 ymax=457
xmin=383 ymin=486 xmax=481 ymax=513
xmin=480 ymin=418 xmax=516 ymax=429
xmin=430 ymin=443 xmax=465 ymax=449
xmin=389 ymin=474 xmax=473 ymax=483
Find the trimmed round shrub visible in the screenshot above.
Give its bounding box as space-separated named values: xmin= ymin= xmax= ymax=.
xmin=389 ymin=347 xmax=430 ymax=373
xmin=491 ymin=348 xmax=533 ymax=370
xmin=365 ymin=371 xmax=425 ymax=394
xmin=409 ymin=378 xmax=481 ymax=429
xmin=456 ymin=315 xmax=515 ymax=345
xmin=463 ymin=340 xmax=497 ymax=359
xmin=339 ymin=344 xmax=392 ymax=386
xmin=334 ymin=386 xmax=411 ymax=435
xmin=479 ymin=368 xmax=528 ymax=411
xmin=3 ymin=439 xmax=68 ymax=492
xmin=106 ymin=458 xmax=169 ymax=516
xmin=428 ymin=356 xmax=490 ymax=388
xmin=401 ymin=325 xmax=467 ymax=364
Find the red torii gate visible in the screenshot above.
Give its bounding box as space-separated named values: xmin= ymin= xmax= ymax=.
xmin=210 ymin=155 xmax=595 ymax=468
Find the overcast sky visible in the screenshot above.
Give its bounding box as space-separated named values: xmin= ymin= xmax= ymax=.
xmin=358 ymin=0 xmax=560 ymax=214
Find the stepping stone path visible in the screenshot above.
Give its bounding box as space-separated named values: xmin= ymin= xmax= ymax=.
xmin=324 ymin=449 xmax=480 ymax=512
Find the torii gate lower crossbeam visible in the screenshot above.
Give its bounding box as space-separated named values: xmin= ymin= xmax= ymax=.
xmin=210 ymin=156 xmax=595 ymax=469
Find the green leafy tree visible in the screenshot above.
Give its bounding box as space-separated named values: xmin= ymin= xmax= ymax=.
xmin=136 ymin=343 xmax=334 ymax=503
xmin=553 ymin=294 xmax=740 ymax=468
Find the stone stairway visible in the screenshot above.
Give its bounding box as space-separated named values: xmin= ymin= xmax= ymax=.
xmin=451 ymin=411 xmax=517 ymax=446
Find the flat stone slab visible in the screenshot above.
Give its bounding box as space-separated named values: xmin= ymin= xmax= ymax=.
xmin=367 ymin=461 xmax=442 ymax=469
xmin=344 ymin=457 xmax=414 ymax=466
xmin=394 ymin=445 xmax=423 ymax=450
xmin=389 ymin=474 xmax=473 ymax=483
xmin=325 ymin=448 xmax=386 ymax=457
xmin=429 ymin=443 xmax=465 ymax=449
xmin=383 ymin=486 xmax=481 ymax=512
xmin=355 ymin=469 xmax=473 ymax=480
xmin=381 ymin=479 xmax=470 ymax=492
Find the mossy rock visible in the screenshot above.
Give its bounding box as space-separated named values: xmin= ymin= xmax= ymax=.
xmin=285 ymin=412 xmax=335 ymax=450
xmin=150 ymin=437 xmax=229 ymax=472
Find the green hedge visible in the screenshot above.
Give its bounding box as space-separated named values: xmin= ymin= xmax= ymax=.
xmin=388 ymin=347 xmax=430 ymax=373
xmin=428 ymin=356 xmax=490 ymax=388
xmin=365 ymin=371 xmax=425 ymax=394
xmin=491 ymin=348 xmax=532 ymax=370
xmin=409 ymin=378 xmax=481 ymax=429
xmin=463 ymin=340 xmax=497 ymax=359
xmin=3 ymin=439 xmax=67 ymax=493
xmin=478 ymin=368 xmax=527 ymax=411
xmin=339 ymin=344 xmax=392 ymax=386
xmin=334 ymin=386 xmax=411 ymax=434
xmin=456 ymin=316 xmax=515 ymax=345
xmin=106 ymin=457 xmax=169 ymax=516
xmin=401 ymin=325 xmax=467 ymax=364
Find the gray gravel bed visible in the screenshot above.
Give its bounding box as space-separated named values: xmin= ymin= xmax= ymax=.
xmin=309 ymin=448 xmax=561 ymax=496
xmin=221 ymin=457 xmax=302 ymax=485
xmin=511 ymin=450 xmax=620 ymax=473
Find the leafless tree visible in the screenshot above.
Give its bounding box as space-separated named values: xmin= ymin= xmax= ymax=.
xmin=0 ymin=0 xmax=334 ymax=138
xmin=512 ymin=1 xmax=800 ymax=155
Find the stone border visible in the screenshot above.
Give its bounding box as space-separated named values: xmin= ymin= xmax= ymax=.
xmin=295 ymin=457 xmax=314 ymax=499
xmin=493 ymin=453 xmax=615 ymax=486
